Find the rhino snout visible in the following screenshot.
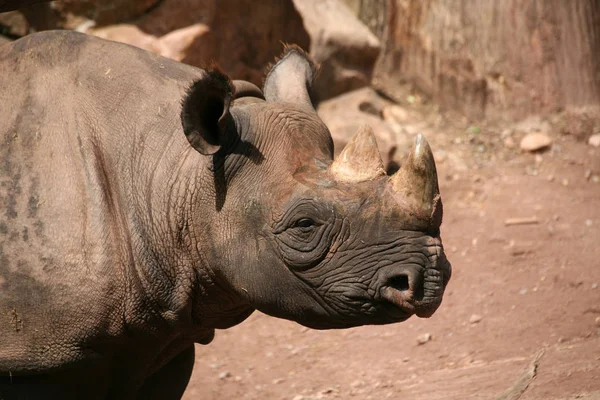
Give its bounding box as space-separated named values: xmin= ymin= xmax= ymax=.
xmin=376 ymin=254 xmax=450 ymax=318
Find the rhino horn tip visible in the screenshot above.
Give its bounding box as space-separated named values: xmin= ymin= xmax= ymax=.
xmin=390 ymin=134 xmax=440 ymax=213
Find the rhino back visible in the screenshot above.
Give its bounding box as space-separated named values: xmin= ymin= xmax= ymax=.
xmin=0 ymin=31 xmax=204 ymax=376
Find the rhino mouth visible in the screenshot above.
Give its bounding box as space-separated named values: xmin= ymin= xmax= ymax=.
xmin=375 ymin=254 xmax=451 ymax=319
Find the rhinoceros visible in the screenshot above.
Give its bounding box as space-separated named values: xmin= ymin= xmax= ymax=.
xmin=0 ymin=30 xmax=451 ymax=399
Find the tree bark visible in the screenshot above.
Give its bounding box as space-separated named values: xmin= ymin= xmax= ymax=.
xmin=371 ymin=0 xmax=600 ymax=120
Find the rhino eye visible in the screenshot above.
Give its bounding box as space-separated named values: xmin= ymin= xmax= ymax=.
xmin=294 ymin=218 xmax=315 ymax=228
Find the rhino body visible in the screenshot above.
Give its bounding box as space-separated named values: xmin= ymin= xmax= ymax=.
xmin=0 ymin=31 xmax=451 ymax=399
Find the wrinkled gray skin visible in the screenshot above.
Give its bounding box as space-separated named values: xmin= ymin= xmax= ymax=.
xmin=0 ymin=31 xmax=451 ymax=399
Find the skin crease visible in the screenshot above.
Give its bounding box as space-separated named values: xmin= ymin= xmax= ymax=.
xmin=0 ymin=31 xmax=450 ymax=399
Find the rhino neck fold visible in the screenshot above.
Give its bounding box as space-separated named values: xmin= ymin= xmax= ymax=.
xmin=98 ymin=122 xmax=253 ymax=337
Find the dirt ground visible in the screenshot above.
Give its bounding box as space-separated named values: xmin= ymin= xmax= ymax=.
xmin=182 ymin=95 xmax=600 ymax=400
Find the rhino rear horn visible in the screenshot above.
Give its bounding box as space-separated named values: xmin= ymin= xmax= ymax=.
xmin=181 ymin=69 xmax=234 ymax=155
xmin=263 ymin=45 xmax=316 ymax=108
xmin=329 ymin=125 xmax=385 ymax=183
xmin=390 ymin=134 xmax=442 ymax=226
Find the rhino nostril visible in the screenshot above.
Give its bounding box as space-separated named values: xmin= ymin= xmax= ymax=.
xmin=389 ymin=275 xmax=410 ymax=292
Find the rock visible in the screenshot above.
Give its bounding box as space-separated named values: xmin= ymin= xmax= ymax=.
xmin=469 ymin=314 xmax=483 ymax=324
xmin=90 ymin=24 xmax=157 ymax=53
xmin=588 ymin=134 xmax=600 ymax=147
xmin=20 ymin=0 xmax=160 ymax=30
xmin=0 ymin=10 xmax=29 ymax=37
xmin=520 ymin=133 xmax=552 ymax=152
xmin=90 ymin=23 xmax=214 ymax=63
xmin=57 ymin=0 xmax=160 ymax=26
xmin=382 ymin=105 xmax=411 ymax=124
xmin=317 ymin=88 xmax=409 ymax=173
xmin=30 ymin=0 xmax=310 ymax=89
xmin=218 ymin=371 xmax=231 ymax=379
xmin=292 ymin=0 xmax=381 ymax=101
xmin=503 ymin=137 xmax=516 ymax=148
xmin=416 ymin=333 xmax=432 ymax=345
xmin=135 ymin=0 xmax=310 ymax=86
xmin=156 ymin=24 xmax=213 ymax=62
xmin=596 ymin=316 xmax=600 ymax=327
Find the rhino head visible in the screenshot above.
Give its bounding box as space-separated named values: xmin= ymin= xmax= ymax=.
xmin=179 ymin=47 xmax=451 ymax=330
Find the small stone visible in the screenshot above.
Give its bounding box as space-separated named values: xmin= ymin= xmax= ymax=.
xmin=272 ymin=378 xmax=285 ymax=384
xmin=292 ymin=396 xmax=305 ymax=400
xmin=416 ymin=333 xmax=432 ymax=345
xmin=588 ymin=134 xmax=600 ymax=147
xmin=593 ymin=175 xmax=600 ymax=183
xmin=520 ymin=133 xmax=552 ymax=152
xmin=350 ymin=380 xmax=365 ymax=388
xmin=553 ymin=215 xmax=560 ymax=221
xmin=503 ymin=137 xmax=516 ymax=148
xmin=501 ymin=128 xmax=513 ymax=138
xmin=382 ymin=105 xmax=410 ymax=124
xmin=591 ymin=283 xmax=598 ymax=289
xmin=535 ymin=154 xmax=543 ymax=164
xmin=562 ymin=178 xmax=569 ymax=186
xmin=595 ymin=316 xmax=600 ymax=327
xmin=519 ymin=288 xmax=528 ymax=295
xmin=469 ymin=314 xmax=483 ymax=324
xmin=402 ymin=357 xmax=410 ymax=363
xmin=585 ymin=219 xmax=593 ymax=227
xmin=218 ymin=371 xmax=231 ymax=380
xmin=546 ymin=174 xmax=555 ymax=182
xmin=585 ymin=169 xmax=592 ymax=180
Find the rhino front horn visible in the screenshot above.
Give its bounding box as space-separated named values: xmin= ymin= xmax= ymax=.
xmin=329 ymin=125 xmax=385 ymax=183
xmin=390 ymin=134 xmax=442 ymax=222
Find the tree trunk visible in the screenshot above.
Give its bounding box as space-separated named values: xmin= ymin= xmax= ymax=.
xmin=369 ymin=0 xmax=600 ymax=120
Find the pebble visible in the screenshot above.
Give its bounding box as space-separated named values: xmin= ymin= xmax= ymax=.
xmin=469 ymin=314 xmax=483 ymax=324
xmin=519 ymin=288 xmax=528 ymax=295
xmin=595 ymin=316 xmax=600 ymax=327
xmin=218 ymin=371 xmax=232 ymax=379
xmin=520 ymin=133 xmax=552 ymax=152
xmin=592 ymin=283 xmax=598 ymax=289
xmin=416 ymin=333 xmax=432 ymax=345
xmin=585 ymin=219 xmax=593 ymax=227
xmin=588 ymin=134 xmax=600 ymax=147
xmin=382 ymin=105 xmax=410 ymax=124
xmin=503 ymin=137 xmax=516 ymax=148
xmin=501 ymin=128 xmax=513 ymax=138
xmin=546 ymin=174 xmax=555 ymax=182
xmin=585 ymin=169 xmax=592 ymax=180
xmin=562 ymin=178 xmax=569 ymax=186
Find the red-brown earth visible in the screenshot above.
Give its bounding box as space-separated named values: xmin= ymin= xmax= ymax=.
xmin=183 ymin=95 xmax=600 ymax=400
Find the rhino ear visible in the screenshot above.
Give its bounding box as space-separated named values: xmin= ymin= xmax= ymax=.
xmin=263 ymin=45 xmax=317 ymax=108
xmin=181 ymin=69 xmax=234 ymax=155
